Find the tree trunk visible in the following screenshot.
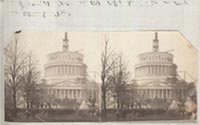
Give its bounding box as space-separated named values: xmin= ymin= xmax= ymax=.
xmin=101 ymin=89 xmax=107 ymax=118
xmin=12 ymin=89 xmax=17 ymax=117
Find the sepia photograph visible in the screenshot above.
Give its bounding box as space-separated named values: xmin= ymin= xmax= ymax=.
xmin=4 ymin=31 xmax=198 ymax=122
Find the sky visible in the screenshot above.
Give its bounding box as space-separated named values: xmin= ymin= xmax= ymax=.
xmin=6 ymin=31 xmax=198 ymax=82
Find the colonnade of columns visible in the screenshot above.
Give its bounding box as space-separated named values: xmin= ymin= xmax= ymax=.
xmin=131 ymin=89 xmax=185 ymax=99
xmin=45 ymin=65 xmax=85 ymax=76
xmin=135 ymin=65 xmax=174 ymax=76
xmin=46 ymin=89 xmax=83 ymax=100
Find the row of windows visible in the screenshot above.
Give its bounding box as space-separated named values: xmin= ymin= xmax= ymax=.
xmin=135 ymin=65 xmax=175 ymax=76
xmin=45 ymin=65 xmax=86 ymax=76
xmin=49 ymin=55 xmax=83 ymax=62
xmin=127 ymin=89 xmax=185 ymax=99
xmin=45 ymin=89 xmax=97 ymax=99
xmin=140 ymin=55 xmax=172 ymax=62
xmin=46 ymin=89 xmax=82 ymax=99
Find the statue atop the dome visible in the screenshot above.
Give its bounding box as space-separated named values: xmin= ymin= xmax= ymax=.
xmin=153 ymin=32 xmax=159 ymax=52
xmin=63 ymin=32 xmax=69 ymax=51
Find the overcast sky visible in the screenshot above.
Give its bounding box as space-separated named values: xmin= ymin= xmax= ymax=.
xmin=8 ymin=31 xmax=198 ymax=82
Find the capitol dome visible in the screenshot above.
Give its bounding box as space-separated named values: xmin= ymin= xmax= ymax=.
xmin=41 ymin=33 xmax=99 ymax=105
xmin=44 ymin=33 xmax=87 ymax=84
xmin=127 ymin=32 xmax=187 ymax=101
xmin=135 ymin=32 xmax=177 ymax=84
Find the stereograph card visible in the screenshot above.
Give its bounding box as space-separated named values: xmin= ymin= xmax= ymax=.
xmin=0 ymin=0 xmax=199 ymax=125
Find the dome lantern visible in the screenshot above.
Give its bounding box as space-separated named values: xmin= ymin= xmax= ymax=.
xmin=153 ymin=32 xmax=159 ymax=52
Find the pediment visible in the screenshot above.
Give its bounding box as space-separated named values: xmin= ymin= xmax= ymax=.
xmin=49 ymin=79 xmax=82 ymax=88
xmin=141 ymin=80 xmax=171 ymax=87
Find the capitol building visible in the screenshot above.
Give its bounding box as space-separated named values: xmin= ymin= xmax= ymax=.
xmin=41 ymin=33 xmax=99 ymax=108
xmin=128 ymin=32 xmax=188 ymax=102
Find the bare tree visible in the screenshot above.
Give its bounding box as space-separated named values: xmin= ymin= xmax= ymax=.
xmin=4 ymin=31 xmax=28 ymax=116
xmin=22 ymin=53 xmax=41 ymax=110
xmin=101 ymin=36 xmax=117 ymax=117
xmin=4 ymin=31 xmax=41 ymax=117
xmin=111 ymin=54 xmax=130 ymax=111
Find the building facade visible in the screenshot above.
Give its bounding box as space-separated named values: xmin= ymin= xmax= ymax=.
xmin=41 ymin=33 xmax=99 ymax=108
xmin=128 ymin=33 xmax=188 ymax=104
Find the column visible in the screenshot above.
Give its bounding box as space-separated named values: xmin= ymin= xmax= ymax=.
xmin=77 ymin=90 xmax=79 ymax=99
xmin=55 ymin=66 xmax=57 ymax=75
xmin=155 ymin=89 xmax=158 ymax=98
xmin=58 ymin=66 xmax=60 ymax=75
xmin=77 ymin=66 xmax=80 ymax=75
xmin=156 ymin=89 xmax=158 ymax=98
xmin=71 ymin=90 xmax=73 ymax=99
xmin=168 ymin=89 xmax=170 ymax=99
xmin=60 ymin=89 xmax=62 ymax=98
xmin=67 ymin=66 xmax=69 ymax=75
xmin=67 ymin=90 xmax=69 ymax=99
xmin=169 ymin=89 xmax=172 ymax=99
xmin=73 ymin=66 xmax=76 ymax=75
xmin=148 ymin=67 xmax=150 ymax=75
xmin=164 ymin=89 xmax=166 ymax=99
xmin=77 ymin=66 xmax=79 ymax=75
xmin=71 ymin=89 xmax=74 ymax=99
xmin=150 ymin=66 xmax=152 ymax=75
xmin=72 ymin=90 xmax=75 ymax=99
xmin=152 ymin=66 xmax=154 ymax=75
xmin=80 ymin=90 xmax=82 ymax=99
xmin=58 ymin=89 xmax=61 ymax=98
xmin=159 ymin=66 xmax=161 ymax=75
xmin=54 ymin=89 xmax=56 ymax=96
xmin=80 ymin=67 xmax=82 ymax=75
xmin=160 ymin=66 xmax=162 ymax=75
xmin=159 ymin=89 xmax=161 ymax=99
xmin=76 ymin=66 xmax=79 ymax=75
xmin=62 ymin=66 xmax=64 ymax=75
xmin=73 ymin=89 xmax=76 ymax=99
xmin=55 ymin=89 xmax=57 ymax=97
xmin=64 ymin=66 xmax=66 ymax=75
xmin=49 ymin=68 xmax=51 ymax=76
xmin=48 ymin=68 xmax=50 ymax=76
xmin=60 ymin=66 xmax=62 ymax=75
xmin=155 ymin=66 xmax=157 ymax=75
xmin=66 ymin=66 xmax=68 ymax=75
xmin=62 ymin=89 xmax=65 ymax=99
xmin=163 ymin=66 xmax=165 ymax=75
xmin=154 ymin=89 xmax=157 ymax=98
xmin=69 ymin=66 xmax=71 ymax=75
xmin=149 ymin=66 xmax=151 ymax=75
xmin=52 ymin=67 xmax=54 ymax=75
xmin=65 ymin=90 xmax=67 ymax=98
xmin=145 ymin=67 xmax=147 ymax=75
xmin=166 ymin=89 xmax=168 ymax=99
xmin=76 ymin=89 xmax=78 ymax=99
xmin=76 ymin=66 xmax=78 ymax=75
xmin=168 ymin=67 xmax=170 ymax=75
xmin=68 ymin=90 xmax=71 ymax=99
xmin=57 ymin=66 xmax=59 ymax=75
xmin=150 ymin=89 xmax=153 ymax=98
xmin=145 ymin=89 xmax=149 ymax=98
xmin=165 ymin=66 xmax=167 ymax=75
xmin=72 ymin=66 xmax=74 ymax=75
